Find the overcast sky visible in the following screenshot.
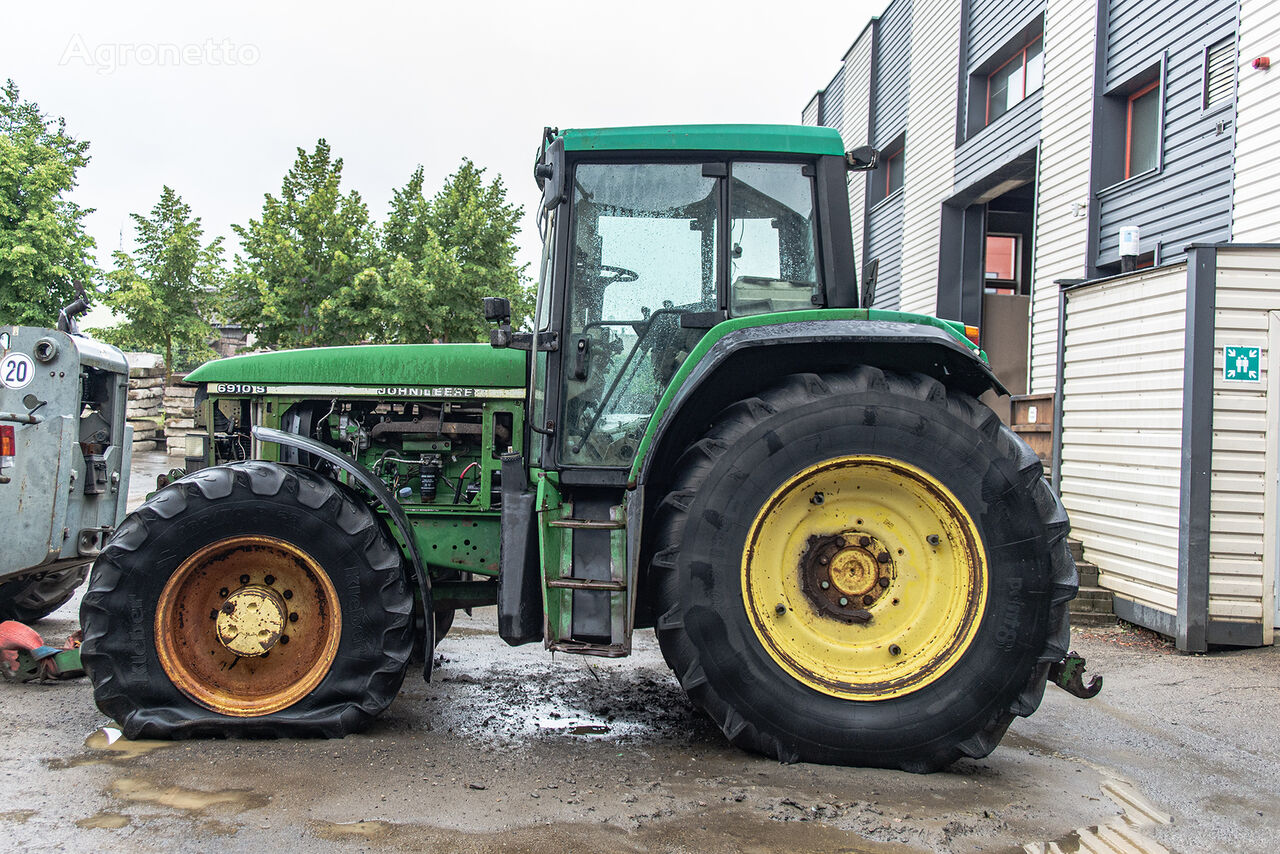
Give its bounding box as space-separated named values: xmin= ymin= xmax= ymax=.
xmin=4 ymin=0 xmax=881 ymax=325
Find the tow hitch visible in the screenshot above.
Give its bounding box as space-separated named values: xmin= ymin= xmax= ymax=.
xmin=1049 ymin=651 xmax=1102 ymax=699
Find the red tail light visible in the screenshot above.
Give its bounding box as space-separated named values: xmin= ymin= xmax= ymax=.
xmin=0 ymin=424 xmax=14 ymax=467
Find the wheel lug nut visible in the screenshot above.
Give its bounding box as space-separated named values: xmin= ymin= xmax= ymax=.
xmin=889 ymin=644 xmax=902 ymax=656
xmin=859 ymin=536 xmax=871 ymax=547
xmin=862 ymin=594 xmax=875 ymax=605
xmin=878 ymin=577 xmax=891 ymax=588
xmin=926 ymin=535 xmax=941 ymax=546
xmin=264 ymin=574 xmax=275 ymax=586
xmin=289 ymin=612 xmax=298 ymax=623
xmin=283 ymin=590 xmax=293 ymax=600
xmin=877 ymin=551 xmax=891 ymax=563
xmin=209 ymin=609 xmax=218 ymax=620
xmin=820 ymin=580 xmax=830 ymax=590
xmin=239 ymin=574 xmax=250 ymax=585
xmin=775 ymin=603 xmax=787 ymax=615
xmin=838 ymin=597 xmax=848 ymax=606
xmin=834 ymin=536 xmax=846 ymax=548
xmin=280 ymin=635 xmax=290 ymax=645
xmin=218 ymin=587 xmax=229 ymax=598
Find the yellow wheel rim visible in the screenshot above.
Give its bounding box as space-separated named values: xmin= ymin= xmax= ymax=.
xmin=742 ymin=455 xmax=987 ymax=700
xmin=155 ymin=535 xmax=341 ymax=716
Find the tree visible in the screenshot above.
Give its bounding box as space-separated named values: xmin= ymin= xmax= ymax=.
xmin=227 ymin=140 xmax=375 ymax=348
xmin=0 ymin=80 xmax=97 ymax=326
xmin=96 ymin=186 xmax=222 ymax=378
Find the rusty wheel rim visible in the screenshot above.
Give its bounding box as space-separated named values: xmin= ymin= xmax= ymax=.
xmin=154 ymin=535 xmax=341 ymax=716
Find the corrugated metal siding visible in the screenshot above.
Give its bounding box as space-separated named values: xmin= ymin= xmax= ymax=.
xmin=1028 ymin=0 xmax=1098 ymax=395
xmin=1060 ymin=264 xmax=1189 ymax=617
xmin=873 ymin=0 xmax=914 ymax=146
xmin=953 ymin=88 xmax=1042 ymax=193
xmin=967 ymin=0 xmax=1046 ymax=70
xmin=1232 ymin=0 xmax=1280 ymax=242
xmin=802 ymin=93 xmax=821 ymax=127
xmin=866 ymin=193 xmax=906 ymax=308
xmin=1095 ymin=0 xmax=1237 ymax=264
xmin=822 ymin=65 xmax=847 ymax=136
xmin=1209 ymin=248 xmax=1279 ymax=628
xmin=840 ymin=32 xmax=876 ymax=277
xmin=898 ymin=0 xmax=963 ymax=313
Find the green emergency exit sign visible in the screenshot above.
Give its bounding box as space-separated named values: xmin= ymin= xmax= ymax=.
xmin=1224 ymin=346 xmax=1261 ymax=382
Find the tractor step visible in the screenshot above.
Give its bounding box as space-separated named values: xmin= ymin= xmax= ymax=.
xmin=549 ymin=518 xmax=626 ymax=530
xmin=547 ymin=578 xmax=627 ymax=591
xmin=544 ymin=494 xmax=632 ymax=656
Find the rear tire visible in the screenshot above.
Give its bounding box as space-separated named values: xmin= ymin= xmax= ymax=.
xmin=81 ymin=461 xmax=413 ymax=739
xmin=0 ymin=565 xmax=89 ymax=622
xmin=651 ymin=369 xmax=1075 ymax=771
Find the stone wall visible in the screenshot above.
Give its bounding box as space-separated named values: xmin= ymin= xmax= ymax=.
xmin=124 ymin=353 xmax=165 ymax=452
xmin=163 ymin=376 xmax=197 ymax=458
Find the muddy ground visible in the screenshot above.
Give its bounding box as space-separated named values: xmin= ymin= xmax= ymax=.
xmin=0 ymin=455 xmax=1276 ymax=852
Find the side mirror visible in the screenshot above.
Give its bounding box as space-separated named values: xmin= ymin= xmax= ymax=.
xmin=535 ymin=129 xmax=566 ymax=213
xmin=845 ymin=145 xmax=880 ymax=172
xmin=860 ymin=259 xmax=879 ymax=309
xmin=482 ymin=297 xmax=514 ymax=349
xmin=483 ymin=296 xmax=512 ymax=323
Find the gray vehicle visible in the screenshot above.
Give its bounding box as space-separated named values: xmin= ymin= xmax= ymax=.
xmin=0 ymin=297 xmax=132 ymax=621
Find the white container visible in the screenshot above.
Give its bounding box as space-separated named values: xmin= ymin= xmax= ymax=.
xmin=1119 ymin=225 xmax=1141 ymax=258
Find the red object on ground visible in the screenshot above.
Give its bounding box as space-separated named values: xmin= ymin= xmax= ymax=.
xmin=0 ymin=620 xmax=45 ymax=674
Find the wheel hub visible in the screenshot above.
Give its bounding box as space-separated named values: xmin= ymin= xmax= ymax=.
xmin=800 ymin=531 xmax=894 ymax=621
xmin=216 ymin=584 xmax=289 ymax=657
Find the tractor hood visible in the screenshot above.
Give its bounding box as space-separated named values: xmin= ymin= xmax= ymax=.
xmin=185 ymin=343 xmax=527 ymax=389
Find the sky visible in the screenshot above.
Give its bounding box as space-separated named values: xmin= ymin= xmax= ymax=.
xmin=3 ymin=0 xmax=882 ymax=326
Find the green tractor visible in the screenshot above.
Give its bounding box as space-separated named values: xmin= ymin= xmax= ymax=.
xmin=81 ymin=125 xmax=1079 ymax=771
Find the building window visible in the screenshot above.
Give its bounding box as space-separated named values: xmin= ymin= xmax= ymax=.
xmin=1203 ymin=36 xmax=1235 ymax=110
xmin=984 ymin=233 xmax=1019 ymax=292
xmin=870 ymin=136 xmax=905 ymax=204
xmin=986 ymin=37 xmax=1043 ymax=125
xmin=1126 ymin=81 xmax=1161 ymax=178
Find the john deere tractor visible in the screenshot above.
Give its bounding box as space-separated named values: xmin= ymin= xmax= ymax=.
xmin=81 ymin=125 xmax=1078 ymax=771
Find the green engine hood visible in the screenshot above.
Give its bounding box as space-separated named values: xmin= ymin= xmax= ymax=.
xmin=185 ymin=343 xmax=527 ymax=388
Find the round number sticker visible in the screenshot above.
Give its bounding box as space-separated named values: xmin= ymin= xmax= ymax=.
xmin=1 ymin=352 xmax=35 ymax=390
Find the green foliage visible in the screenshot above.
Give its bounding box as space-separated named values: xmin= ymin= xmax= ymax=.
xmin=0 ymin=80 xmax=97 ymax=326
xmin=98 ymin=186 xmax=222 ymax=377
xmin=318 ymin=159 xmax=529 ymax=344
xmin=226 ymin=140 xmax=375 ymax=348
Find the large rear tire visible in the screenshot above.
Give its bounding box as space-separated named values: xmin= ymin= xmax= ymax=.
xmin=81 ymin=461 xmax=413 ymax=739
xmin=651 ymin=369 xmax=1075 ymax=771
xmin=0 ymin=564 xmax=89 ymax=622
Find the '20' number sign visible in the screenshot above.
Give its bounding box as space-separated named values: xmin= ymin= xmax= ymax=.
xmin=1 ymin=352 xmax=35 ymax=390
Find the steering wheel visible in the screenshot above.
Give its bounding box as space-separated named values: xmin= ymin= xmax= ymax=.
xmin=591 ymin=264 xmax=639 ymax=284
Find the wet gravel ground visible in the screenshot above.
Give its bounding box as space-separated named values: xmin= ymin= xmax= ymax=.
xmin=3 ymin=600 xmax=1278 ymax=853
xmin=0 ymin=458 xmax=1275 ymax=852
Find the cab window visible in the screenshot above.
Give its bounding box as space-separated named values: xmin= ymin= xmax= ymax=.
xmin=728 ymin=161 xmax=820 ymax=316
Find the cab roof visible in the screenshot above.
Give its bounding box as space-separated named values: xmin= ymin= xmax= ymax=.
xmin=558 ymin=124 xmax=845 ymax=156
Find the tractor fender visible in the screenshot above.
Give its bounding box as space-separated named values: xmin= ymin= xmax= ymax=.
xmin=630 ymin=319 xmax=1007 ymax=490
xmin=251 ymin=425 xmax=434 ymax=680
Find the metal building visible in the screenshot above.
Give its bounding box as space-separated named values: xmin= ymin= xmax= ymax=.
xmin=804 ymin=0 xmax=1280 ymax=651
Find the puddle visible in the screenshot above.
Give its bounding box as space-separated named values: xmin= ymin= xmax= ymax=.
xmin=1023 ymin=779 xmax=1172 ymax=854
xmin=109 ymin=778 xmax=268 ymax=813
xmin=50 ymin=727 xmax=177 ymax=769
xmin=76 ymin=812 xmax=131 ymax=830
xmin=313 ymin=819 xmax=396 ymax=841
xmin=0 ymin=810 xmax=36 ymax=824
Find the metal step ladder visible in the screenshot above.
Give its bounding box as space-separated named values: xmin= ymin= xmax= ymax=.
xmin=544 ymin=502 xmax=631 ymax=657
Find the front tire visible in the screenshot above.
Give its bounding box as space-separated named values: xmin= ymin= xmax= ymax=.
xmin=81 ymin=462 xmax=413 ymax=739
xmin=0 ymin=564 xmax=89 ymax=622
xmin=651 ymin=369 xmax=1075 ymax=771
